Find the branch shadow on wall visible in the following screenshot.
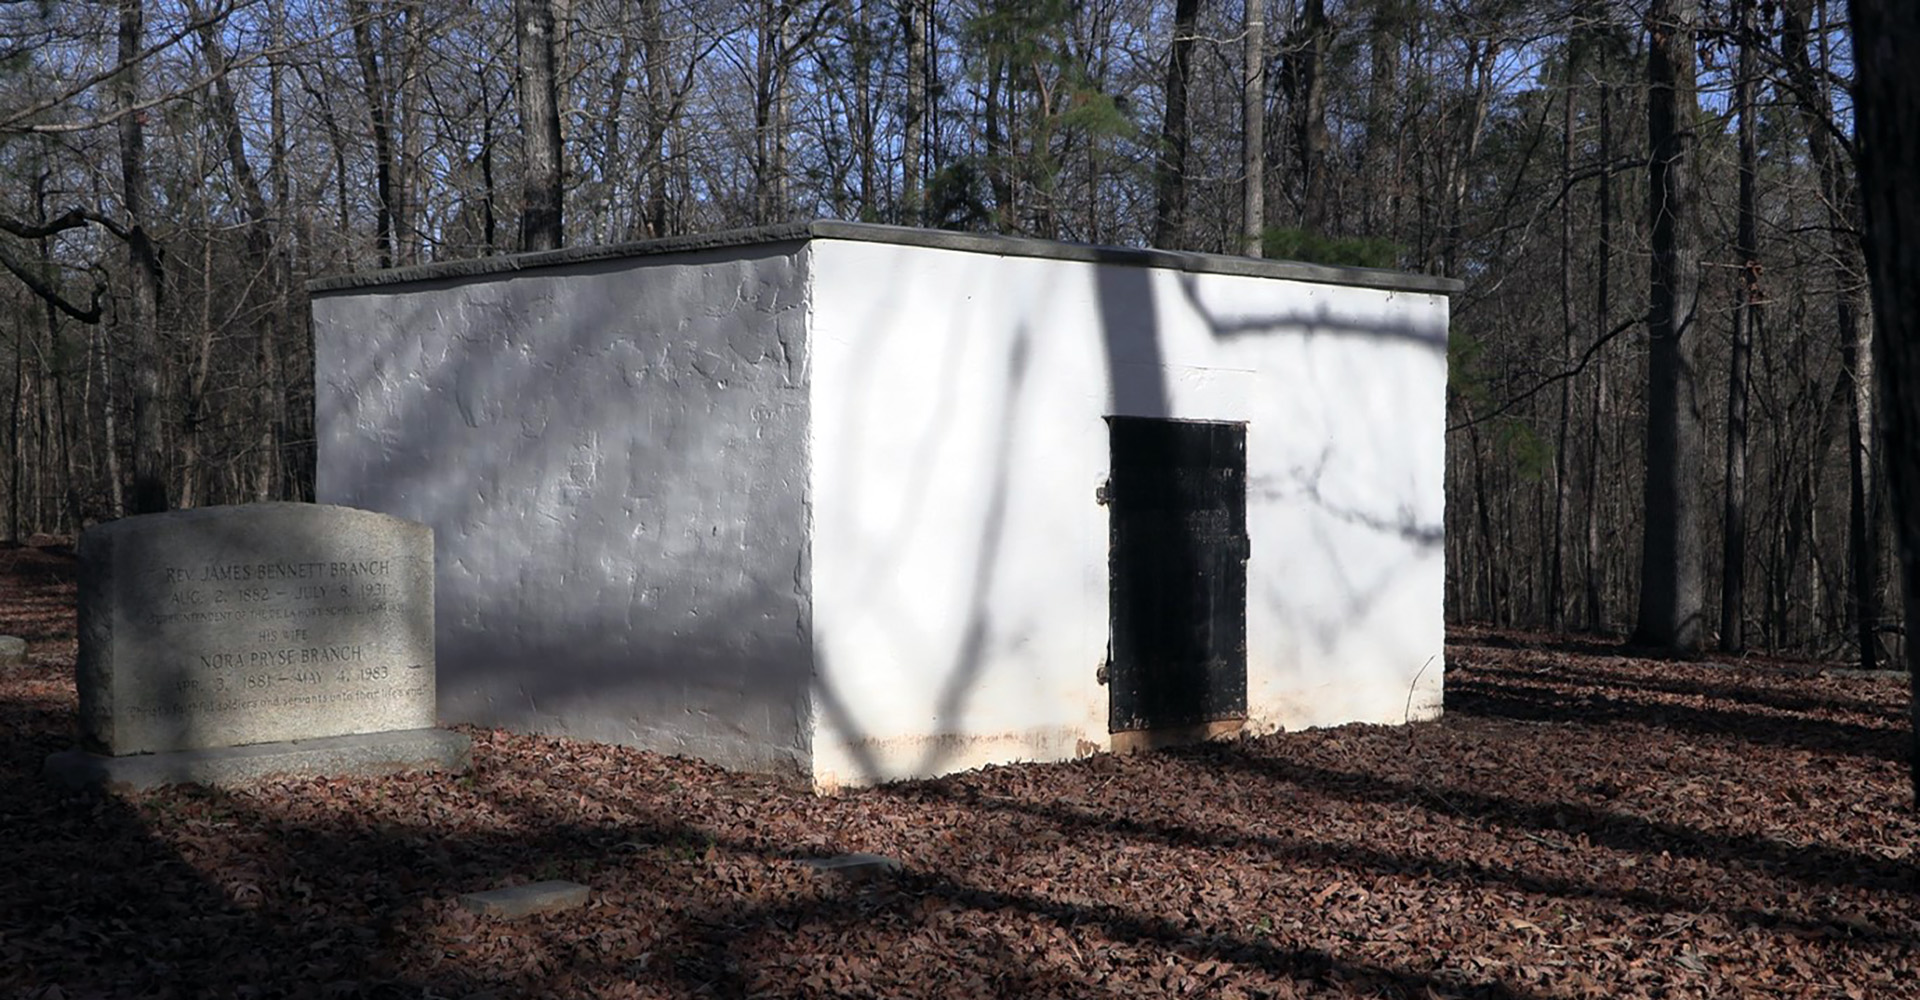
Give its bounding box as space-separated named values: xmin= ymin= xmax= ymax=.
xmin=811 ymin=252 xmax=1448 ymax=784
xmin=315 ymin=241 xmax=1446 ymax=788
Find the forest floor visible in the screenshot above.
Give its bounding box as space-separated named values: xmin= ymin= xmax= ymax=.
xmin=2 ymin=542 xmax=1918 ymax=999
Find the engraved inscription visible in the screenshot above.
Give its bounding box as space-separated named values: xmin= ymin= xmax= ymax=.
xmin=119 ymin=683 xmax=431 ymax=720
xmin=79 ymin=504 xmax=434 ymax=755
xmin=146 ymin=559 xmax=398 ymax=693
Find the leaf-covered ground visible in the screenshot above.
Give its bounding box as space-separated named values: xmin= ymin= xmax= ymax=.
xmin=3 ymin=542 xmax=1917 ymax=999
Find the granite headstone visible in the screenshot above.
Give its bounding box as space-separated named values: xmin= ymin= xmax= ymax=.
xmin=46 ymin=503 xmax=467 ymax=789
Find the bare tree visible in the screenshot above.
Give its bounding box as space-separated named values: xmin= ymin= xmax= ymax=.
xmin=1631 ymin=0 xmax=1705 ymax=653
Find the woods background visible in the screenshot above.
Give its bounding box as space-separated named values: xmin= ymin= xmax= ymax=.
xmin=0 ymin=0 xmax=1884 ymax=663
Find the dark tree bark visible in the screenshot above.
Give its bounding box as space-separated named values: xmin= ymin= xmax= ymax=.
xmin=517 ymin=0 xmax=565 ymax=251
xmin=1151 ymin=0 xmax=1200 ymax=248
xmin=1721 ymin=0 xmax=1758 ymax=652
xmin=1631 ymin=0 xmax=1706 ymax=653
xmin=118 ymin=0 xmax=166 ymax=516
xmin=1846 ymin=0 xmax=1920 ymax=804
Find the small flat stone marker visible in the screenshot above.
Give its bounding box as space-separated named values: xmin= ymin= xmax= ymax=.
xmin=457 ymin=880 xmax=590 ymax=920
xmin=799 ymin=852 xmax=902 ymax=883
xmin=0 ymin=636 xmax=25 ymax=669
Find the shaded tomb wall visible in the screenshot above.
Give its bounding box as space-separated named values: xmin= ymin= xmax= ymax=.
xmin=313 ymin=245 xmax=814 ymax=775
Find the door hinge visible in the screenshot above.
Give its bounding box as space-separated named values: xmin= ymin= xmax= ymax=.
xmin=1096 ymin=661 xmax=1110 ymax=685
xmin=1095 ymin=482 xmax=1112 ymax=506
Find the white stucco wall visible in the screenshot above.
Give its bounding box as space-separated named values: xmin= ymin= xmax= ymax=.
xmin=806 ymin=238 xmax=1448 ymax=789
xmin=312 ymin=245 xmax=815 ymax=776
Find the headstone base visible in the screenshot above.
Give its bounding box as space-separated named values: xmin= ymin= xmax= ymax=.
xmin=44 ymin=727 xmax=470 ymax=792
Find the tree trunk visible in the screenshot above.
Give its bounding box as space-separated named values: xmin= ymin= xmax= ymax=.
xmin=849 ymin=0 xmax=874 ymax=217
xmin=1290 ymin=0 xmax=1331 ymax=233
xmin=637 ymin=0 xmax=670 ymax=237
xmin=1846 ymin=0 xmax=1920 ymax=804
xmin=901 ymin=0 xmax=928 ymax=224
xmin=1550 ymin=43 xmax=1578 ymax=632
xmin=1362 ymin=0 xmax=1403 ymax=235
xmin=1243 ymin=0 xmax=1265 ymax=257
xmin=395 ymin=3 xmax=429 ymax=264
xmin=984 ymin=50 xmax=1012 ymax=228
xmin=347 ymin=0 xmax=395 ymax=269
xmin=517 ymin=0 xmax=565 ymax=251
xmin=8 ymin=284 xmax=23 ymax=540
xmin=1721 ymin=0 xmax=1758 ymax=652
xmin=1151 ymin=0 xmax=1200 ymax=248
xmin=1585 ymin=83 xmax=1613 ymax=632
xmin=1631 ymin=0 xmax=1706 ymax=653
xmin=118 ymin=0 xmax=166 ymax=516
xmin=1441 ymin=37 xmax=1496 ymax=279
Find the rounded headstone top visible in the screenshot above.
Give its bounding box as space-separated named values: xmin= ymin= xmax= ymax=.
xmin=81 ymin=502 xmax=428 ymax=543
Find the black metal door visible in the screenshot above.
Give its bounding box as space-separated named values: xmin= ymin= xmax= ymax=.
xmin=1106 ymin=417 xmax=1249 ymax=733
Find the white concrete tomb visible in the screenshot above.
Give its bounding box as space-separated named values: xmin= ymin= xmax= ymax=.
xmin=310 ymin=222 xmax=1457 ymax=790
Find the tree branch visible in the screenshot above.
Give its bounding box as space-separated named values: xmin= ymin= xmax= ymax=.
xmin=0 ymin=241 xmax=103 ymax=324
xmin=0 ymin=207 xmax=92 ymax=240
xmin=1447 ymin=315 xmax=1639 ymax=433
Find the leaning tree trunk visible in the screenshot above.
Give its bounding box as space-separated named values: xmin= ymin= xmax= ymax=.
xmin=1847 ymin=0 xmax=1920 ymax=806
xmin=1631 ymin=0 xmax=1706 ymax=653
